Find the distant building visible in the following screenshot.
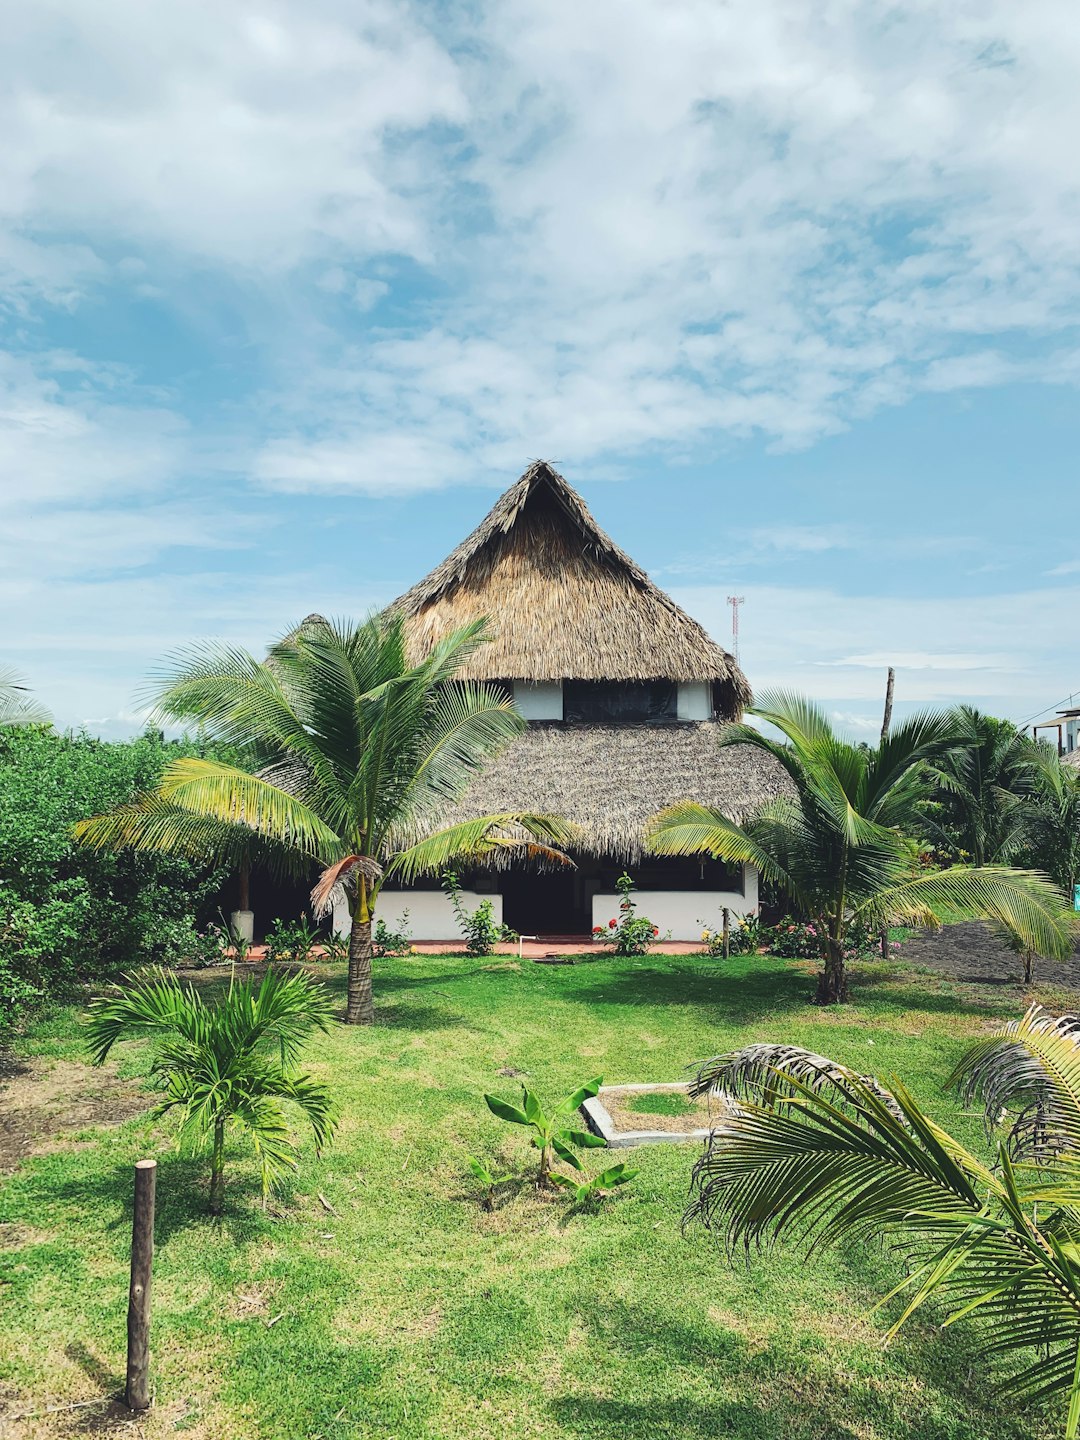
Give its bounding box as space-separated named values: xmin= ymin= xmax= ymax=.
xmin=1035 ymin=708 xmax=1080 ymax=766
xmin=372 ymin=460 xmax=787 ymax=941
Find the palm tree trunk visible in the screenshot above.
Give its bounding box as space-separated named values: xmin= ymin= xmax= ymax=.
xmin=345 ymin=880 xmax=375 ymax=1025
xmin=816 ymin=939 xmax=849 ymax=1005
xmin=209 ymin=1117 xmax=226 ymax=1215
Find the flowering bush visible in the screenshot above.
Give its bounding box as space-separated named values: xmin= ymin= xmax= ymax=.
xmin=768 ymin=919 xmax=821 ymax=959
xmin=766 ymin=915 xmax=900 ymax=964
xmin=699 ymin=914 xmax=764 ymax=958
xmin=593 ymin=873 xmax=664 ymax=956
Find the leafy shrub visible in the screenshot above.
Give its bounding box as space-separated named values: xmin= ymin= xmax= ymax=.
xmin=768 ymin=918 xmax=821 ymax=959
xmin=0 ymin=726 xmax=232 ymax=1028
xmin=442 ymin=872 xmax=517 ymax=956
xmin=373 ymin=910 xmax=412 ymax=958
xmin=699 ymin=913 xmax=765 ymax=957
xmin=592 ymin=873 xmax=663 ymax=956
xmin=265 ymin=914 xmax=321 ymax=966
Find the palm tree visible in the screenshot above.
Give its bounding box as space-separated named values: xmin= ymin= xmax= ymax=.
xmin=87 ymin=967 xmax=338 ymax=1213
xmin=646 ymin=693 xmax=1074 ymax=1003
xmin=920 ymin=705 xmax=1035 ymax=865
xmin=1024 ymin=745 xmax=1080 ymax=901
xmin=75 ymin=614 xmax=572 ymax=1023
xmin=0 ymin=665 xmax=49 ymax=727
xmin=685 ymin=1006 xmax=1080 ymax=1438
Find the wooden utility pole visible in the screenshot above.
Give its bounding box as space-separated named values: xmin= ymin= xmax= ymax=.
xmin=880 ymin=667 xmax=895 ymax=745
xmin=722 ymin=907 xmax=730 ymax=960
xmin=125 ymin=1159 xmax=156 ymax=1411
xmin=879 ymin=667 xmax=896 ymax=960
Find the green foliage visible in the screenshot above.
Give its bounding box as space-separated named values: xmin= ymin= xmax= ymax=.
xmin=75 ymin=613 xmax=569 ymax=1024
xmin=919 ymin=707 xmax=1036 ymax=866
xmin=648 ymin=692 xmax=1076 ymax=1003
xmin=1021 ymin=745 xmax=1080 ymax=898
xmin=86 ymin=967 xmax=338 ymax=1211
xmin=465 ymin=1155 xmax=516 ymax=1210
xmin=265 ymin=914 xmax=321 ymax=966
xmin=442 ymin=871 xmax=516 ymax=955
xmin=373 ymin=910 xmax=412 ymax=958
xmin=483 ymin=1076 xmax=607 ymax=1186
xmin=699 ymin=912 xmax=765 ymax=957
xmin=0 ymin=726 xmax=231 ymax=1029
xmin=550 ymin=1161 xmax=639 ymax=1204
xmin=686 ymin=1006 xmax=1080 ymax=1439
xmin=0 ymin=666 xmax=49 ymax=727
xmin=592 ymin=872 xmax=662 ymax=955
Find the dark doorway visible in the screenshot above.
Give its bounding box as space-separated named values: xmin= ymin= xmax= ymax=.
xmin=500 ymin=868 xmax=590 ymax=937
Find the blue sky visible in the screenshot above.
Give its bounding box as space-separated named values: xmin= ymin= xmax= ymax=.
xmin=4 ymin=0 xmax=1079 ymax=737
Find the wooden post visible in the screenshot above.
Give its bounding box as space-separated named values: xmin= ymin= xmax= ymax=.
xmin=722 ymin=907 xmax=730 ymax=960
xmin=126 ymin=1159 xmax=156 ymax=1412
xmin=880 ymin=667 xmax=895 ymax=745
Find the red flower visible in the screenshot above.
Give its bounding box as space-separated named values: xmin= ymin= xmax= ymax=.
xmin=652 ymin=928 xmax=659 ymax=936
xmin=592 ymin=925 xmax=603 ymax=934
xmin=609 ymin=918 xmax=618 ymax=929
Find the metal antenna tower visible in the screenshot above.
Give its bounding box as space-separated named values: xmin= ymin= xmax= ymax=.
xmin=727 ymin=595 xmax=745 ymax=663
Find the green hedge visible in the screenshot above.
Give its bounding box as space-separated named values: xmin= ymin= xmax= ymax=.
xmin=0 ymin=727 xmax=231 ymax=1032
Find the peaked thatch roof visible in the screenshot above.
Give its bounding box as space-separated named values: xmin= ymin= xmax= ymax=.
xmin=391 ymin=461 xmax=750 ymax=715
xmin=417 ymin=722 xmax=789 ymax=862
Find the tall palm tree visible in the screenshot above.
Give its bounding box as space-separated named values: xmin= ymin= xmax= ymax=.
xmin=0 ymin=665 xmax=49 ymax=727
xmin=87 ymin=967 xmax=338 ymax=1213
xmin=920 ymin=705 xmax=1035 ymax=865
xmin=1024 ymin=745 xmax=1080 ymax=901
xmin=646 ymin=693 xmax=1074 ymax=1003
xmin=685 ymin=1007 xmax=1080 ymax=1438
xmin=76 ymin=614 xmax=573 ymax=1024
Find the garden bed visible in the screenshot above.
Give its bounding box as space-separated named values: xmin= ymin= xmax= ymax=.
xmin=582 ymin=1081 xmax=728 ymax=1147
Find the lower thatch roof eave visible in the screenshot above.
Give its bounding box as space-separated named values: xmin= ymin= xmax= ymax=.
xmin=404 ymin=722 xmax=791 ymax=865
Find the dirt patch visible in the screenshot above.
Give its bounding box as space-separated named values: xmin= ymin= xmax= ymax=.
xmin=0 ymin=1058 xmax=150 ymax=1174
xmin=892 ymin=921 xmax=1080 ymax=992
xmin=602 ymin=1086 xmax=720 ymax=1136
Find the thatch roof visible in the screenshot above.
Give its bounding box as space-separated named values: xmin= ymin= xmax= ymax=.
xmin=423 ymin=722 xmax=790 ymax=862
xmin=392 ymin=461 xmax=750 ymax=715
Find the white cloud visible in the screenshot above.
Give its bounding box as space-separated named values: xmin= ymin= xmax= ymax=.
xmin=673 ymin=579 xmax=1078 ymax=727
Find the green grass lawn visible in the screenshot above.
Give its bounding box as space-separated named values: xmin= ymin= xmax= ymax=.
xmin=0 ymin=952 xmax=1065 ymax=1439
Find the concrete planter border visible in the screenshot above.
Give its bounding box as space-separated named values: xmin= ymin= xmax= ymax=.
xmin=581 ymin=1081 xmax=720 ymax=1149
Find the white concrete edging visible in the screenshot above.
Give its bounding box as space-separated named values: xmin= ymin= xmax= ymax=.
xmin=580 ymin=1081 xmax=719 ymax=1149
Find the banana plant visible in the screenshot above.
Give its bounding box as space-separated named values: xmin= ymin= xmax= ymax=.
xmin=550 ymin=1161 xmax=639 ymax=1204
xmin=483 ymin=1077 xmax=607 ymax=1186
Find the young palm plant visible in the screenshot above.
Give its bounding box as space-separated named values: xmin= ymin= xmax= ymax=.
xmin=75 ymin=613 xmax=573 ymax=1024
xmin=920 ymin=705 xmax=1036 ymax=865
xmin=87 ymin=968 xmax=338 ymax=1214
xmin=646 ymin=692 xmax=1074 ymax=1003
xmin=685 ymin=1007 xmax=1080 ymax=1438
xmin=1024 ymin=745 xmax=1080 ymax=902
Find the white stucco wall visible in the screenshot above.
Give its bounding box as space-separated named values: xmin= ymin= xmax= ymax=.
xmin=591 ymin=867 xmax=758 ymax=942
xmin=334 ymin=889 xmax=503 ymax=940
xmin=513 ymin=681 xmax=563 ymax=720
xmin=676 ymin=682 xmax=712 ymax=721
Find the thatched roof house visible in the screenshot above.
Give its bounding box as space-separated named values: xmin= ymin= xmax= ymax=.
xmin=393 ymin=460 xmax=750 ymax=715
xmin=377 ymin=461 xmax=788 ymax=940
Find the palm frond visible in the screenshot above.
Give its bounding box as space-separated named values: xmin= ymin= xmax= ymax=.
xmin=867 ymin=865 xmax=1077 ymax=961
xmin=0 ymin=666 xmax=50 ymax=727
xmin=646 ymin=802 xmax=793 ymax=893
xmin=387 ymin=813 xmax=577 ymax=885
xmin=951 ymin=1005 xmax=1080 ymax=1161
